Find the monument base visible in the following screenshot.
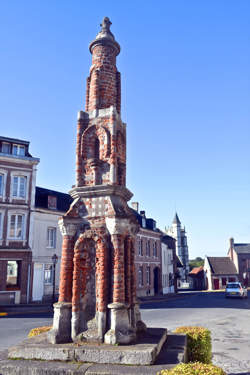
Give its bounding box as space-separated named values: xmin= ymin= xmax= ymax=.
xmin=8 ymin=328 xmax=167 ymax=366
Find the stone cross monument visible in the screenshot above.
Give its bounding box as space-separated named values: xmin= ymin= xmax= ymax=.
xmin=48 ymin=17 xmax=146 ymax=346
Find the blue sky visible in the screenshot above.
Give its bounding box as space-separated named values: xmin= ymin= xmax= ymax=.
xmin=1 ymin=1 xmax=249 ymax=258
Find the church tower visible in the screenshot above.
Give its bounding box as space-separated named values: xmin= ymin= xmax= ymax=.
xmin=48 ymin=18 xmax=145 ymax=345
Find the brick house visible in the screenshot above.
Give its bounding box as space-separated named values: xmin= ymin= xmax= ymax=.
xmin=132 ymin=203 xmax=162 ymax=297
xmin=204 ymin=256 xmax=238 ymax=290
xmin=228 ymin=238 xmax=250 ymax=287
xmin=0 ymin=136 xmax=39 ymax=304
xmin=31 ymin=187 xmax=72 ymax=302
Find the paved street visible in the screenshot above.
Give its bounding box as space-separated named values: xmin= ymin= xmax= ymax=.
xmin=141 ymin=291 xmax=250 ymax=374
xmin=0 ymin=292 xmax=250 ymax=374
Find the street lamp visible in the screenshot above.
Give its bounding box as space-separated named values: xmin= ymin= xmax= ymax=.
xmin=52 ymin=254 xmax=58 ymax=303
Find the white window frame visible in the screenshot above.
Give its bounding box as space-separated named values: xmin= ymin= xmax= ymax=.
xmin=138 ymin=267 xmax=143 ymax=287
xmin=0 ymin=170 xmax=7 ymax=202
xmin=146 ymin=240 xmax=150 ymax=257
xmin=2 ymin=142 xmax=11 ymax=154
xmin=7 ymin=210 xmax=27 ymax=245
xmin=12 ymin=144 xmax=25 ymax=156
xmin=47 ymin=227 xmax=56 ymax=248
xmin=10 ymin=171 xmax=30 ymax=203
xmin=44 ymin=264 xmax=53 ymax=285
xmin=153 ymin=241 xmax=157 ymax=257
xmin=146 ymin=266 xmax=151 ymax=285
xmin=0 ymin=209 xmax=4 ymax=244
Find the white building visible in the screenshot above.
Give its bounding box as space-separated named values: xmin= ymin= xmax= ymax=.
xmin=166 ymin=213 xmax=189 ymax=283
xmin=161 ymin=235 xmax=175 ymax=294
xmin=30 ymin=187 xmax=72 ymax=302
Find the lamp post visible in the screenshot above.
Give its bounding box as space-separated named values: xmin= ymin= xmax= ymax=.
xmin=52 ymin=253 xmax=58 ymax=303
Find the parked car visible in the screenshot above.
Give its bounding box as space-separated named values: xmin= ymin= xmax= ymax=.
xmin=225 ymin=282 xmax=248 ymax=298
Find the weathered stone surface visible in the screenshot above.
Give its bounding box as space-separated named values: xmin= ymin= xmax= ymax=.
xmin=0 ymin=333 xmax=187 ymax=374
xmin=8 ymin=328 xmax=167 ymax=366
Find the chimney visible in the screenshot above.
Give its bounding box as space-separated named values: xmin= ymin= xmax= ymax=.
xmin=229 ymin=237 xmax=234 ymax=261
xmin=131 ymin=202 xmax=139 ymax=212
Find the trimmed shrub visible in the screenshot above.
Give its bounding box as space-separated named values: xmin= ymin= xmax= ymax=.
xmin=174 ymin=326 xmax=212 ymax=363
xmin=28 ymin=326 xmax=52 ymax=338
xmin=157 ymin=362 xmax=226 ymax=375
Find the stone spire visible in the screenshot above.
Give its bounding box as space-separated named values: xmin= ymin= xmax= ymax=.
xmin=173 ymin=212 xmax=181 ymax=225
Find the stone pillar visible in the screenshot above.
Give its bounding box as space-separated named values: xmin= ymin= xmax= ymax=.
xmin=95 ymin=237 xmax=108 ymax=340
xmin=104 ymin=219 xmax=136 ymax=345
xmin=71 ymin=237 xmax=90 ymax=340
xmin=48 ymin=220 xmax=78 ymax=344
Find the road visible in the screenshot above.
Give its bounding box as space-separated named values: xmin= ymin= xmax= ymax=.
xmin=0 ymin=292 xmax=250 ymax=374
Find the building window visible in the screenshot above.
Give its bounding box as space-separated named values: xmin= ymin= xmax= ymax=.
xmin=0 ymin=174 xmax=3 ymax=196
xmin=0 ymin=212 xmax=3 ymax=239
xmin=9 ymin=214 xmax=24 ymax=239
xmin=153 ymin=242 xmax=157 ymax=257
xmin=138 ymin=266 xmax=143 ymax=287
xmin=47 ymin=227 xmax=56 ymax=248
xmin=12 ymin=144 xmax=25 ymax=156
xmin=44 ymin=264 xmax=53 ymax=284
xmin=142 ymin=218 xmax=146 ymax=228
xmin=146 ymin=240 xmax=150 ymax=256
xmin=6 ymin=261 xmax=19 ymax=287
xmin=48 ymin=196 xmax=57 ymax=210
xmin=12 ymin=176 xmax=27 ymax=198
xmin=139 ymin=238 xmax=143 ymax=256
xmin=2 ymin=142 xmax=11 ymax=154
xmin=146 ymin=266 xmax=151 ymax=285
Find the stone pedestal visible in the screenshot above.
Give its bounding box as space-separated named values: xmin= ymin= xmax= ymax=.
xmin=47 ymin=302 xmax=72 ymax=344
xmin=104 ymin=302 xmax=136 ymax=345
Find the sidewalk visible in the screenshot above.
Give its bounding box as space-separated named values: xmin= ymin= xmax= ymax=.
xmin=0 ymin=302 xmax=53 ymax=315
xmin=0 ymin=293 xmax=188 ymax=316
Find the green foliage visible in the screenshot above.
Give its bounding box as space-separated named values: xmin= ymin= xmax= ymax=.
xmin=174 ymin=326 xmax=212 ymax=363
xmin=189 ymin=257 xmax=204 ymax=271
xmin=157 ymin=362 xmax=226 ymax=375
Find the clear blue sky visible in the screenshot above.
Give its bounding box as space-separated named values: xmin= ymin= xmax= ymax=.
xmin=1 ymin=1 xmax=249 ymax=258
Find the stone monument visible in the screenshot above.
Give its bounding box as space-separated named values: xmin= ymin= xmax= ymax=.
xmin=48 ymin=17 xmax=146 ymax=346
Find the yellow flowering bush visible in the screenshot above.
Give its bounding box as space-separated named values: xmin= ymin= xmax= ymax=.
xmin=28 ymin=326 xmax=52 ymax=337
xmin=174 ymin=326 xmax=212 ymax=363
xmin=158 ymin=362 xmax=226 ymax=375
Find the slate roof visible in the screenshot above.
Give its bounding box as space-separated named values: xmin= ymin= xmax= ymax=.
xmin=131 ymin=208 xmax=161 ymax=233
xmin=35 ymin=187 xmax=73 ymax=212
xmin=207 ymin=257 xmax=238 ymax=275
xmin=234 ymin=244 xmax=250 ymax=254
xmin=173 ymin=213 xmax=181 ymax=225
xmin=161 ymin=235 xmax=176 ymax=250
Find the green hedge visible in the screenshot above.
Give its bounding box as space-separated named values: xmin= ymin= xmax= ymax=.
xmin=157 ymin=362 xmax=226 ymax=375
xmin=174 ymin=326 xmax=212 ymax=363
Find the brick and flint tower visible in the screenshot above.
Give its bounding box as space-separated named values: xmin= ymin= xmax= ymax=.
xmin=48 ymin=18 xmax=146 ymax=345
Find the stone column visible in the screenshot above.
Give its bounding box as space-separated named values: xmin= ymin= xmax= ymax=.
xmin=104 ymin=218 xmax=136 ymax=345
xmin=95 ymin=237 xmax=108 ymax=340
xmin=47 ymin=219 xmax=78 ymax=344
xmin=71 ymin=237 xmax=90 ymax=340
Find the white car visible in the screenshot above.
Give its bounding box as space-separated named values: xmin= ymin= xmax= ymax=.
xmin=225 ymin=282 xmax=248 ymax=298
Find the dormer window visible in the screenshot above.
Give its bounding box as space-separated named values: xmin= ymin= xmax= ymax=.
xmin=48 ymin=195 xmax=57 ymax=210
xmin=142 ymin=218 xmax=146 ymax=228
xmin=2 ymin=142 xmax=10 ymax=154
xmin=13 ymin=144 xmax=25 ymax=156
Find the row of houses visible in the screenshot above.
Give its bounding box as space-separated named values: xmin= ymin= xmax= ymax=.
xmin=189 ymin=238 xmax=250 ymax=290
xmin=0 ymin=135 xmax=190 ymax=304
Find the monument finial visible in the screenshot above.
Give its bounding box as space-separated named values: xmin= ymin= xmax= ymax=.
xmin=100 ymin=17 xmax=112 ymax=33
xmin=89 ymin=17 xmax=120 ymax=55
